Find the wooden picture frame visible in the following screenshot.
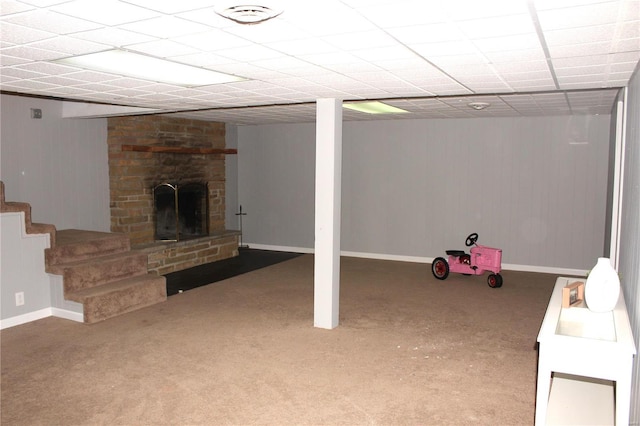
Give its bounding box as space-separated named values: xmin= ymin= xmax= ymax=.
xmin=562 ymin=281 xmax=585 ymax=308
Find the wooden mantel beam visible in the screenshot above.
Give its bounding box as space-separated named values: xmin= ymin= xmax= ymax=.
xmin=121 ymin=145 xmax=237 ymax=155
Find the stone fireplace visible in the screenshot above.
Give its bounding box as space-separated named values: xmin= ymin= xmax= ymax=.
xmin=107 ymin=115 xmax=239 ymax=275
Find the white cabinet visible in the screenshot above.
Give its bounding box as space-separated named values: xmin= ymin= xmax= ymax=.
xmin=535 ymin=277 xmax=636 ymax=425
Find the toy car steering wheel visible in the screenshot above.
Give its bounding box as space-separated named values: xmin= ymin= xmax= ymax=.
xmin=465 ymin=233 xmax=478 ymax=247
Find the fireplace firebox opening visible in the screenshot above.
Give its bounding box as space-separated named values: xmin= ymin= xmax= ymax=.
xmin=154 ymin=182 xmax=209 ymax=241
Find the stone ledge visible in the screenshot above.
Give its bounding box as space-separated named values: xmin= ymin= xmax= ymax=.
xmin=134 ymin=231 xmax=240 ymax=275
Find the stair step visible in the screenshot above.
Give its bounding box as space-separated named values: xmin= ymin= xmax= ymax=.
xmin=48 ymin=251 xmax=149 ymax=293
xmin=46 ymin=229 xmax=130 ymax=266
xmin=66 ymin=274 xmax=167 ymax=323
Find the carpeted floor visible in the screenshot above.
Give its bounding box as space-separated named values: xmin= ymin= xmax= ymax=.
xmin=0 ymin=255 xmax=561 ymax=425
xmin=165 ymin=248 xmax=303 ymax=296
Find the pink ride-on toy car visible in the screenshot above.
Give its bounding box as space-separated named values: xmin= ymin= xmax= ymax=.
xmin=431 ymin=233 xmax=503 ymax=288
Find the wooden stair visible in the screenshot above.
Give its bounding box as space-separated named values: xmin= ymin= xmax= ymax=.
xmin=1 ymin=181 xmax=166 ymax=324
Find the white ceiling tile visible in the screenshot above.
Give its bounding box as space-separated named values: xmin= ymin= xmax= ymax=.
xmin=123 ymin=0 xmax=214 ymax=14
xmin=429 ymin=54 xmax=492 ymax=69
xmin=63 ymin=70 xmax=120 ymax=83
xmin=121 ymin=16 xmax=212 ymax=39
xmin=3 ymin=78 xmax=58 ymax=90
xmin=322 ymin=30 xmax=398 ymax=51
xmin=386 ymin=23 xmax=464 ymax=44
xmin=612 ymin=37 xmax=640 ymax=53
xmin=610 ymin=61 xmax=640 ymax=73
xmin=548 ymin=41 xmax=610 ymax=58
xmin=29 ymin=35 xmax=107 ymax=55
xmin=483 ymin=48 xmax=547 ymax=63
xmin=32 ymin=74 xmax=86 ymax=86
xmin=0 ymin=22 xmax=55 ymax=44
xmin=554 ymin=64 xmax=607 ymax=76
xmin=491 ymin=60 xmax=549 ymax=73
xmin=40 ymin=85 xmax=93 ymax=96
xmin=2 ymin=9 xmax=101 ymax=34
xmin=322 ymin=60 xmax=383 ymax=74
xmin=175 ymin=7 xmax=235 ymax=29
xmin=280 ymin=3 xmax=377 ymax=35
xmin=473 ymin=34 xmax=542 ymax=52
xmin=72 ymin=82 xmax=131 ymax=92
xmin=69 ymin=27 xmax=156 ymax=47
xmin=1 ymin=44 xmax=65 ymax=60
xmin=545 ymin=24 xmax=618 ymax=46
xmin=458 ymin=14 xmax=536 ymax=39
xmin=536 ymin=2 xmax=622 ymax=30
xmin=169 ymin=52 xmax=236 ymax=68
xmin=222 ymin=20 xmax=310 ymax=44
xmin=12 ymin=0 xmax=72 ymax=6
xmin=105 ymin=87 xmax=157 ymax=98
xmin=50 ymin=0 xmax=160 ymax=25
xmin=356 ymin=1 xmax=447 ymax=27
xmin=214 ymin=44 xmax=286 ymax=62
xmin=299 ymin=51 xmax=362 ymax=67
xmin=266 ymin=38 xmax=337 ymax=56
xmin=1 ymin=66 xmax=47 ymax=79
xmin=13 ymin=60 xmax=76 ymax=74
xmin=104 ymin=77 xmax=165 ymax=89
xmin=251 ymin=56 xmax=317 ymax=72
xmin=127 ymin=40 xmax=200 ymax=58
xmin=552 ymin=55 xmax=607 ymax=68
xmin=411 ymin=41 xmax=478 ymax=58
xmin=508 ymin=81 xmax=557 ymax=91
xmin=351 ymin=46 xmax=420 ymax=63
xmin=444 ymin=0 xmax=530 ymax=20
xmin=532 ymin=0 xmax=615 ymax=11
xmin=173 ymin=29 xmax=253 ymax=52
xmin=0 ymin=0 xmax=36 ymax=15
xmin=501 ymin=70 xmax=553 ymax=82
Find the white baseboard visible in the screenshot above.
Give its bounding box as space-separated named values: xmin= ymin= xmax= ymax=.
xmin=51 ymin=308 xmax=84 ymax=323
xmin=243 ymin=243 xmax=588 ymax=276
xmin=243 ymin=243 xmax=314 ymax=254
xmin=0 ymin=308 xmax=52 ymax=330
xmin=0 ymin=307 xmax=84 ymax=330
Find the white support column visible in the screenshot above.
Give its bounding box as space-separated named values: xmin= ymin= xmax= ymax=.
xmin=314 ymin=98 xmax=342 ymax=329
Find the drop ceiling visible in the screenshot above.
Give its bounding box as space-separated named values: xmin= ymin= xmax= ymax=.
xmin=1 ymin=0 xmax=638 ymax=125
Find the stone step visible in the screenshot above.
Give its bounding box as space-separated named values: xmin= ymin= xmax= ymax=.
xmin=66 ymin=274 xmax=167 ymax=324
xmin=48 ymin=251 xmax=149 ymax=293
xmin=46 ymin=229 xmax=130 ymax=266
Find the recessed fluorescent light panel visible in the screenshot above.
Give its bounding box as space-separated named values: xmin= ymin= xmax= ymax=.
xmin=55 ymin=50 xmax=245 ymax=87
xmin=343 ymin=101 xmax=409 ymax=115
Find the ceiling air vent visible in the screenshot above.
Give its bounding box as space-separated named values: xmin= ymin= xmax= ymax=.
xmin=215 ymin=2 xmax=283 ymax=24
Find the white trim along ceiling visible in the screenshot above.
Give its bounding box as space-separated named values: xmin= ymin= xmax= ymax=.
xmin=1 ymin=0 xmax=638 ymax=125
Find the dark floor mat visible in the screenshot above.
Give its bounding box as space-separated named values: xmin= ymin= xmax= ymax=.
xmin=164 ymin=248 xmax=303 ymax=296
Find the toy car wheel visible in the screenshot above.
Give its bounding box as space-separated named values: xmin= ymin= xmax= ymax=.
xmin=487 ymin=273 xmax=503 ymax=288
xmin=432 ymin=257 xmax=449 ymax=280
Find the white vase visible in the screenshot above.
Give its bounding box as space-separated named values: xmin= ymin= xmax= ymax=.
xmin=585 ymin=257 xmax=620 ymax=313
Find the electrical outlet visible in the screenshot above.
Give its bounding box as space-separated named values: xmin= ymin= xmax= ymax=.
xmin=15 ymin=292 xmax=24 ymax=306
xmin=30 ymin=108 xmax=42 ymax=119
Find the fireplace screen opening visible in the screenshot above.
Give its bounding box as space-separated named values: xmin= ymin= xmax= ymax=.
xmin=154 ymin=182 xmax=209 ymax=241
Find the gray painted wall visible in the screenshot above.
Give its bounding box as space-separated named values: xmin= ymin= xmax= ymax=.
xmin=225 ymin=124 xmax=240 ymax=231
xmin=0 ymin=94 xmax=110 ymax=231
xmin=618 ymin=62 xmax=640 ymax=426
xmin=238 ymin=114 xmax=612 ymax=271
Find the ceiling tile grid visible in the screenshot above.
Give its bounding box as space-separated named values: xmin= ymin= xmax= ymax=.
xmin=0 ymin=0 xmax=638 ymax=124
